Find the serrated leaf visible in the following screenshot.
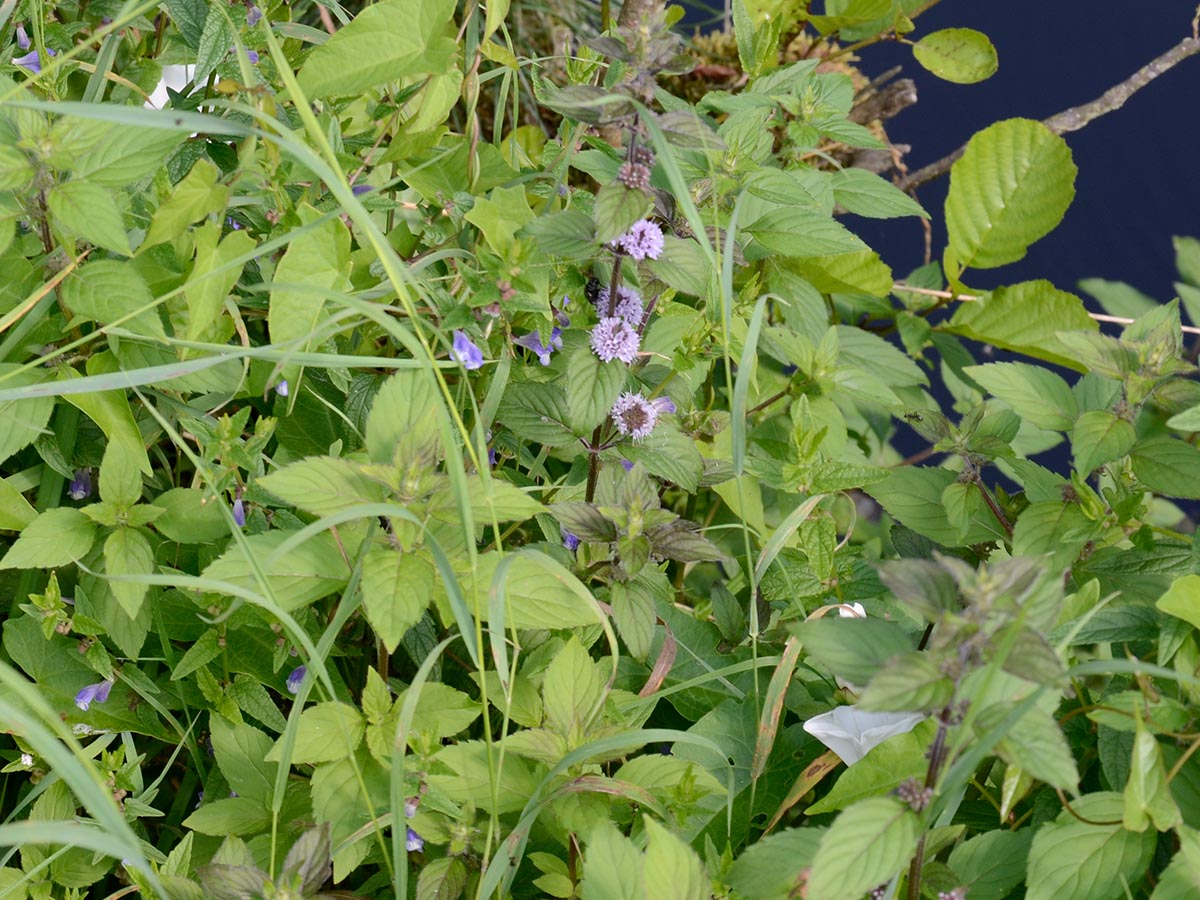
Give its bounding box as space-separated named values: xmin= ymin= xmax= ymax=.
xmin=47 ymin=181 xmax=131 ymax=255
xmin=549 ymin=502 xmax=618 ymax=543
xmin=964 ymin=362 xmax=1078 ymax=431
xmin=543 ymin=636 xmax=605 ymax=735
xmin=745 ymin=207 xmax=867 ymax=258
xmin=583 ymin=822 xmax=645 ymax=900
xmin=620 ymin=423 xmax=704 ymax=492
xmin=194 ymin=4 xmax=234 ymax=85
xmin=1124 ymin=718 xmax=1183 ymax=833
xmin=269 ymin=702 xmax=364 ymax=765
xmin=416 ymin=857 xmax=467 ymax=900
xmin=865 ymin=467 xmax=1005 ymax=546
xmin=69 ymin=119 xmax=185 ymax=187
xmin=806 ymin=721 xmax=934 ymax=815
xmin=143 ymin=158 xmax=227 ymax=247
xmin=858 ymin=652 xmax=954 ymax=712
xmin=361 ymin=546 xmax=434 ymax=653
xmin=832 ymin=167 xmax=928 ymax=218
xmin=259 ymin=456 xmax=387 ymax=517
xmin=913 ymin=28 xmax=998 ymax=84
xmin=807 ymin=797 xmax=920 ymax=900
xmin=1131 ymin=438 xmax=1200 ymax=499
xmin=60 ymin=259 xmax=165 ymax=339
xmin=567 ymin=346 xmax=627 ymax=434
xmin=497 ymin=382 xmax=578 ymax=446
xmin=946 ymin=118 xmax=1076 ymax=270
xmin=0 ymin=508 xmax=97 ymax=569
xmin=1026 ymin=792 xmax=1156 ymax=900
xmin=610 ymin=575 xmax=657 ymax=661
xmin=295 ymin=0 xmax=457 ymax=99
xmin=1073 ymin=409 xmax=1135 ymax=476
xmin=0 ymin=365 xmax=55 ymax=467
xmin=593 ymin=182 xmax=653 ymax=244
xmin=641 ymin=818 xmax=708 ymax=900
xmin=202 ymin=531 xmax=349 ymax=611
xmin=948 ymin=830 xmax=1033 ymax=900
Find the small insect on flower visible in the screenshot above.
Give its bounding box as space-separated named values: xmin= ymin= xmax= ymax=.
xmin=452 ymin=331 xmax=485 ymax=370
xmin=590 ymin=317 xmax=640 ymax=365
xmin=68 ymin=468 xmax=92 ymax=501
xmin=286 ymin=665 xmax=306 ymax=695
xmin=513 ymin=327 xmax=563 ymax=366
xmin=75 ymin=679 xmax=114 ymax=712
xmin=612 ymin=219 xmax=665 ymax=261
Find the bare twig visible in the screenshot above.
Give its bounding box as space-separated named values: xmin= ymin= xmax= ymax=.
xmin=896 ymin=35 xmax=1200 ymax=193
xmin=892 ymin=283 xmax=1200 ymax=336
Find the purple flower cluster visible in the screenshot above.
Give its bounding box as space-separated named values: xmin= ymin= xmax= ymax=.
xmin=611 ymin=219 xmax=664 ymax=261
xmin=595 ymin=285 xmax=645 ymax=326
xmin=610 ymin=392 xmax=674 ymax=441
xmin=590 ymin=317 xmax=640 ymax=365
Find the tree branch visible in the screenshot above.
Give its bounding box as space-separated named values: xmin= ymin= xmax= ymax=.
xmin=896 ymin=35 xmax=1200 ymax=193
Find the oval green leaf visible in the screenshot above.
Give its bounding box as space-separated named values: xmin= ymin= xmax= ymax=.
xmin=913 ymin=28 xmax=999 ymax=84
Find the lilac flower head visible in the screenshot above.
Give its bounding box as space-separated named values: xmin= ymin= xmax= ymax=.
xmin=68 ymin=468 xmax=92 ymax=501
xmin=275 ymin=380 xmax=289 ymax=397
xmin=74 ymin=678 xmax=114 ymax=711
xmin=513 ymin=327 xmax=563 ymax=366
xmin=232 ymin=497 xmax=246 ymax=527
xmin=452 ymin=330 xmax=484 ymax=370
xmin=16 ymin=25 xmax=30 ymax=49
xmin=562 ymin=528 xmax=580 ymax=552
xmin=286 ymin=665 xmax=306 ymax=695
xmin=595 ymin=285 xmax=644 ymax=326
xmin=406 ymin=827 xmax=424 ymax=852
xmin=246 ymin=5 xmax=263 ymax=26
xmin=610 ymin=392 xmax=660 ymax=440
xmin=589 ymin=317 xmax=640 ymax=365
xmin=613 ymin=219 xmax=664 ymax=262
xmin=14 ymin=48 xmax=55 ymax=74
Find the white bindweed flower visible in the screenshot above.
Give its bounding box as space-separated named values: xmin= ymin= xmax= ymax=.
xmin=836 ymin=602 xmax=866 ymax=618
xmin=803 ymin=706 xmax=925 ymax=765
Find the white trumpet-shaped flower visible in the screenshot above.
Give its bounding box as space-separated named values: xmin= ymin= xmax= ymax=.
xmin=803 ymin=706 xmax=926 ymax=765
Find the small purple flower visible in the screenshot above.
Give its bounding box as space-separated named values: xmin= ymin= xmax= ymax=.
xmin=226 ymin=216 xmax=242 ymax=230
xmin=620 ymin=459 xmax=634 ymax=472
xmin=232 ymin=497 xmax=246 ymax=527
xmin=406 ymin=827 xmax=424 ymax=852
xmin=74 ymin=679 xmax=114 ymax=712
xmin=14 ymin=47 xmax=54 ymax=74
xmin=404 ymin=796 xmax=420 ymax=818
xmin=16 ymin=25 xmax=30 ymax=49
xmin=650 ymin=396 xmax=676 ymax=415
xmin=562 ymin=529 xmax=580 ymax=551
xmin=275 ymin=380 xmax=289 ymax=397
xmin=351 ymin=184 xmax=373 ymax=196
xmin=286 ymin=665 xmax=306 ymax=694
xmin=613 ymin=219 xmax=665 ymax=262
xmin=595 ymin=285 xmax=644 ymax=326
xmin=68 ymin=468 xmax=92 ymax=501
xmin=610 ymin=392 xmax=660 ymax=440
xmin=452 ymin=331 xmax=484 ymax=370
xmin=245 ymin=50 xmax=259 ymax=64
xmin=513 ymin=327 xmax=563 ymax=366
xmin=246 ymin=5 xmax=263 ymax=26
xmin=590 ymin=317 xmax=640 ymax=364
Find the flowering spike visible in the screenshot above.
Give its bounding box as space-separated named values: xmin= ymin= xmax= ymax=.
xmin=613 ymin=219 xmax=664 ymax=261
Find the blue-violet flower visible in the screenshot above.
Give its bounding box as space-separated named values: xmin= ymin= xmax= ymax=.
xmin=232 ymin=497 xmax=246 ymax=527
xmin=246 ymin=5 xmax=262 ymax=26
xmin=75 ymin=679 xmax=114 ymax=711
xmin=513 ymin=327 xmax=563 ymax=366
xmin=68 ymin=468 xmax=92 ymax=501
xmin=16 ymin=25 xmax=30 ymax=49
xmin=14 ymin=47 xmax=55 ymax=73
xmin=286 ymin=665 xmax=306 ymax=695
xmin=406 ymin=827 xmax=424 ymax=852
xmin=452 ymin=331 xmax=484 ymax=370
xmin=562 ymin=529 xmax=580 ymax=551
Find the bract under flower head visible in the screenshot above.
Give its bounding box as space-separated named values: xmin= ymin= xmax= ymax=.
xmin=74 ymin=679 xmax=115 ymax=712
xmin=610 ymin=392 xmax=660 ymax=440
xmin=613 ymin=219 xmax=664 ymax=261
xmin=803 ymin=707 xmax=925 ymax=765
xmin=452 ymin=331 xmax=484 ymax=370
xmin=590 ymin=317 xmax=640 ymax=364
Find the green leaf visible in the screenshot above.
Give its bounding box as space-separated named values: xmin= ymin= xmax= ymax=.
xmin=865 ymin=467 xmax=1005 ymax=546
xmin=468 ymin=478 xmax=544 ymax=522
xmin=99 ymin=440 xmax=143 ymax=510
xmin=171 ymin=628 xmax=221 ymax=680
xmin=194 ymin=4 xmax=234 ymax=85
xmin=948 ymin=829 xmax=1033 ymax=900
xmin=259 ymin=457 xmax=387 ymax=518
xmin=294 ymin=0 xmax=457 ymax=99
xmin=566 ymin=346 xmax=627 ymax=434
xmin=0 ymin=475 xmax=36 ymax=531
xmin=520 ymin=209 xmax=597 ymax=259
xmin=1157 ymin=574 xmax=1200 ymax=630
xmin=270 ymin=702 xmax=364 ymax=765
xmin=858 ymin=652 xmax=955 ymax=712
xmin=61 ymin=260 xmax=165 ymax=339
xmin=831 ymin=167 xmax=928 ymax=219
xmin=1131 ymin=438 xmax=1200 ymax=499
xmin=945 ymin=119 xmax=1076 ymax=270
xmin=1124 ymin=718 xmax=1183 ymax=832
xmin=990 ymin=706 xmax=1079 ymax=793
xmin=610 ymin=574 xmax=658 ymax=661
xmin=202 ymin=531 xmax=349 ymax=611
xmin=152 ymin=488 xmax=230 ymax=543
xmin=0 ymin=143 xmax=34 ymax=191
xmin=792 ymin=616 xmax=916 ymax=688
xmin=360 ymin=546 xmax=434 ymax=653
xmin=542 ymin=635 xmax=605 ymax=736
xmin=68 ymin=120 xmax=185 ymax=187
xmin=0 ymin=365 xmax=55 ymax=467
xmin=807 ymin=797 xmax=921 ymax=900
xmin=912 ymin=28 xmax=998 ymax=83
xmin=582 ymin=823 xmax=644 ymax=900
xmin=103 ymin=528 xmax=154 ymax=619
xmin=1026 ymin=792 xmax=1156 ymax=900
xmin=211 ymin=716 xmax=278 ymax=805
xmin=947 ymin=280 xmax=1099 ymax=370
xmin=745 ymin=208 xmax=867 ymax=258
xmin=619 ymin=424 xmax=705 ymax=492
xmin=267 ymin=204 xmax=352 ymax=386
xmin=964 ymin=362 xmax=1078 ymax=431
xmin=143 ymin=158 xmax=227 ymax=247
xmin=497 ymin=382 xmax=578 ymax=446
xmin=464 ymin=184 xmax=535 ymax=254
xmin=728 ymin=827 xmax=824 ymax=898
xmin=0 ymin=508 xmax=97 ymax=569
xmin=641 ymin=818 xmax=709 ymax=900
xmin=184 ymin=222 xmax=255 ymax=343
xmin=1078 ymin=278 xmax=1160 ymax=320
xmin=183 ymin=797 xmax=270 ymax=836
xmin=1072 ymin=410 xmax=1135 ymax=476
xmin=593 ymin=182 xmax=653 ymax=244
xmin=806 ymin=721 xmax=935 ymax=815
xmin=416 ymin=858 xmax=467 ymax=900
xmin=365 ymin=368 xmax=443 ymax=463
xmin=47 ymin=181 xmax=130 ymax=256
xmin=794 ymin=250 xmax=894 ymax=296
